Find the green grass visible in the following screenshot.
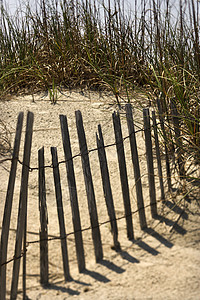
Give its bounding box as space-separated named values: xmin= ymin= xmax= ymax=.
xmin=0 ymin=0 xmax=199 ymax=168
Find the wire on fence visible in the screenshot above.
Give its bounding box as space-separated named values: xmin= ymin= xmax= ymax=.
xmin=1 ymin=183 xmax=195 ymax=269
xmin=0 ymin=125 xmax=147 ymax=170
xmin=0 ymin=118 xmax=167 ymax=171
xmin=1 ymin=109 xmax=197 ymax=268
xmin=1 ymin=199 xmax=161 ymax=267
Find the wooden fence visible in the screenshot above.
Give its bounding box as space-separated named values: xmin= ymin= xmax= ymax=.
xmin=0 ymin=103 xmax=174 ymax=299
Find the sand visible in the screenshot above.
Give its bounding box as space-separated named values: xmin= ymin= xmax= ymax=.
xmin=0 ymin=89 xmax=199 ymax=300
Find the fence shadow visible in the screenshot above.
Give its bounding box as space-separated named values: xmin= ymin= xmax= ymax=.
xmin=99 ymin=259 xmax=125 ymax=273
xmin=118 ymin=251 xmax=140 ymax=264
xmin=82 ymin=269 xmax=110 ymax=283
xmin=1 ymin=105 xmax=195 ymax=297
xmin=43 ymin=283 xmax=80 ymax=296
xmin=154 ymin=215 xmax=187 ymax=235
xmin=164 ymin=200 xmax=188 ymax=220
xmin=133 ymin=240 xmax=160 ymax=256
xmin=143 ymin=227 xmax=173 ymax=248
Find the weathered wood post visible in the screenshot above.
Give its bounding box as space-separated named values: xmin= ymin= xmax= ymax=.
xmin=112 ymin=111 xmax=134 ymax=240
xmin=152 ymin=111 xmax=165 ymax=201
xmin=60 ymin=114 xmax=85 ymax=272
xmin=10 ymin=111 xmax=34 ymax=300
xmin=125 ymin=104 xmax=147 ymax=229
xmin=76 ymin=110 xmax=103 ymax=262
xmin=96 ymin=124 xmax=120 ymax=250
xmin=51 ymin=147 xmax=71 ymax=281
xmin=38 ymin=147 xmax=49 ymax=285
xmin=157 ymin=98 xmax=172 ymax=191
xmin=0 ymin=112 xmax=24 ymax=300
xmin=143 ymin=108 xmax=157 ymax=218
xmin=170 ymin=99 xmax=185 ymax=179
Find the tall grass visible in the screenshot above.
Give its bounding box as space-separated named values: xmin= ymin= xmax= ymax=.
xmin=0 ymin=0 xmax=199 ymax=166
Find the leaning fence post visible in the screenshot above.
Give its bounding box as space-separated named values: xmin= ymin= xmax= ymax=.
xmin=38 ymin=147 xmax=48 ymax=285
xmin=0 ymin=112 xmax=24 ymax=300
xmin=112 ymin=111 xmax=134 ymax=240
xmin=157 ymin=98 xmax=172 ymax=191
xmin=10 ymin=111 xmax=34 ymax=300
xmin=60 ymin=114 xmax=85 ymax=273
xmin=170 ymin=99 xmax=185 ymax=179
xmin=143 ymin=108 xmax=157 ymax=218
xmin=51 ymin=147 xmax=71 ymax=281
xmin=125 ymin=104 xmax=147 ymax=229
xmin=152 ymin=111 xmax=165 ymax=201
xmin=23 ymin=208 xmax=27 ymax=300
xmin=75 ymin=110 xmax=103 ymax=262
xmin=96 ymin=124 xmax=120 ymax=250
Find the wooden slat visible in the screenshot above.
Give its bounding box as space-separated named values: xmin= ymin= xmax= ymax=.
xmin=10 ymin=111 xmax=34 ymax=300
xmin=157 ymin=98 xmax=171 ymax=191
xmin=38 ymin=147 xmax=48 ymax=285
xmin=23 ymin=209 xmax=27 ymax=300
xmin=51 ymin=147 xmax=71 ymax=281
xmin=125 ymin=104 xmax=147 ymax=229
xmin=60 ymin=114 xmax=85 ymax=272
xmin=0 ymin=112 xmax=24 ymax=300
xmin=152 ymin=111 xmax=165 ymax=201
xmin=170 ymin=99 xmax=185 ymax=178
xmin=112 ymin=111 xmax=134 ymax=240
xmin=143 ymin=108 xmax=157 ymax=218
xmin=75 ymin=110 xmax=103 ymax=262
xmin=96 ymin=124 xmax=120 ymax=250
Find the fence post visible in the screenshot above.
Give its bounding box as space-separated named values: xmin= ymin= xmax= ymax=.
xmin=157 ymin=98 xmax=172 ymax=191
xmin=0 ymin=112 xmax=24 ymax=300
xmin=170 ymin=99 xmax=185 ymax=179
xmin=51 ymin=147 xmax=71 ymax=281
xmin=75 ymin=110 xmax=103 ymax=262
xmin=38 ymin=147 xmax=48 ymax=285
xmin=60 ymin=114 xmax=85 ymax=273
xmin=10 ymin=111 xmax=34 ymax=300
xmin=23 ymin=206 xmax=27 ymax=300
xmin=125 ymin=104 xmax=147 ymax=229
xmin=96 ymin=124 xmax=120 ymax=250
xmin=143 ymin=108 xmax=157 ymax=218
xmin=112 ymin=111 xmax=134 ymax=240
xmin=152 ymin=111 xmax=165 ymax=201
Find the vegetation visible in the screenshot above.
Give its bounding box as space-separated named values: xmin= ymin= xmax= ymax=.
xmin=0 ymin=0 xmax=199 ymax=168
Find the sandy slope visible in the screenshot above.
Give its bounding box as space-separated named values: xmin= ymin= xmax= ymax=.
xmin=0 ymin=90 xmax=199 ymax=300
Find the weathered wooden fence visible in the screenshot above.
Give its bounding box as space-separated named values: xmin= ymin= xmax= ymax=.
xmin=0 ymin=103 xmax=173 ymax=299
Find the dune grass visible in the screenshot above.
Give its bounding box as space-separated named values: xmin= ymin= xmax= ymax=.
xmin=0 ymin=0 xmax=199 ymax=167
